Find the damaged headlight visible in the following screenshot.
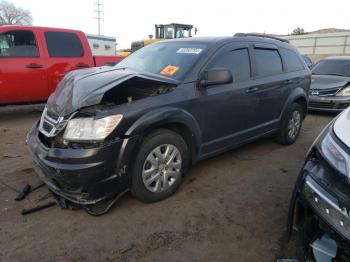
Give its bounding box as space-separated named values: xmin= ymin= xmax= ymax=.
xmin=63 ymin=114 xmax=123 ymax=142
xmin=321 ymin=133 xmax=350 ymax=176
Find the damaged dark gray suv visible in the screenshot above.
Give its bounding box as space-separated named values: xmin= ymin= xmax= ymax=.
xmin=27 ymin=34 xmax=311 ymax=206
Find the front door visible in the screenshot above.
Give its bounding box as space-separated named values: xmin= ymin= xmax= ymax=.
xmin=0 ymin=29 xmax=48 ymax=104
xmin=198 ymin=44 xmax=258 ymax=156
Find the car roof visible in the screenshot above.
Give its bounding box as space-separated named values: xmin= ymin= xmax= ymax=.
xmin=0 ymin=25 xmax=84 ymax=34
xmin=157 ymin=35 xmax=294 ymax=49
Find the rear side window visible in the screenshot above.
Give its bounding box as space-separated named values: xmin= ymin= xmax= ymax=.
xmin=45 ymin=32 xmax=84 ymax=57
xmin=208 ymin=48 xmax=251 ymax=82
xmin=280 ymin=49 xmax=305 ymax=72
xmin=254 ymin=48 xmax=283 ymax=77
xmin=0 ymin=30 xmax=39 ymax=57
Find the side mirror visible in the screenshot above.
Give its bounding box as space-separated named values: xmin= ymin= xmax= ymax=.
xmin=199 ymin=68 xmax=233 ymax=88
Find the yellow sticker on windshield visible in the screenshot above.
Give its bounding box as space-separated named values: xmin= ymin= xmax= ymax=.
xmin=160 ymin=65 xmax=180 ymax=76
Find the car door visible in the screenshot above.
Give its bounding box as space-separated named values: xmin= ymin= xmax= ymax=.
xmin=198 ymin=44 xmax=259 ymax=156
xmin=246 ymin=44 xmax=287 ymax=134
xmin=0 ymin=29 xmax=48 ymax=104
xmin=42 ymin=30 xmax=94 ymax=95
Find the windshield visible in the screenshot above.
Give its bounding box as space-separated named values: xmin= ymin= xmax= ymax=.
xmin=116 ymin=42 xmax=207 ymax=80
xmin=312 ymin=60 xmax=350 ymax=77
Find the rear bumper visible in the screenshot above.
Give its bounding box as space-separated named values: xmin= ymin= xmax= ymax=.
xmin=309 ymin=95 xmax=350 ymax=112
xmin=27 ymin=122 xmax=139 ymax=204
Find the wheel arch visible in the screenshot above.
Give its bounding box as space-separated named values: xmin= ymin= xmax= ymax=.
xmin=125 ymin=107 xmax=202 ymax=165
xmin=280 ymin=87 xmax=308 ymax=120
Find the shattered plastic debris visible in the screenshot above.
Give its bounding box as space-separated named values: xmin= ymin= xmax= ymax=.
xmin=311 ymin=234 xmax=337 ymax=262
xmin=2 ymin=153 xmax=21 ymax=158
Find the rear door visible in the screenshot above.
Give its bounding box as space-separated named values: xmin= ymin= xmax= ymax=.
xmin=247 ymin=44 xmax=286 ymax=132
xmin=199 ymin=44 xmax=258 ymax=155
xmin=42 ymin=30 xmax=94 ymax=95
xmin=0 ymin=29 xmax=48 ymax=104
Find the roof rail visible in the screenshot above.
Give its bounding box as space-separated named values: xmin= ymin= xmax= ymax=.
xmin=234 ymin=33 xmax=290 ymax=43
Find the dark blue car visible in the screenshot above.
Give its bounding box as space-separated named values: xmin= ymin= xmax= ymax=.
xmin=27 ymin=34 xmax=311 ymax=210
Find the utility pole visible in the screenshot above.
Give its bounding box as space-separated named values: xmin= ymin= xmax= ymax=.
xmin=94 ymin=0 xmax=103 ymax=35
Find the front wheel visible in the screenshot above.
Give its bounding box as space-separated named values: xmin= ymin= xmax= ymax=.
xmin=131 ymin=129 xmax=189 ymax=203
xmin=276 ymin=103 xmax=304 ymax=145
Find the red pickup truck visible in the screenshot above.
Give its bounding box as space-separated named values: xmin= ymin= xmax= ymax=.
xmin=0 ymin=26 xmax=123 ymax=105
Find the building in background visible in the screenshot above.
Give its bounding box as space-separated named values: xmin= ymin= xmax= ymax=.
xmin=86 ymin=34 xmax=116 ymax=56
xmin=280 ymin=29 xmax=350 ymax=61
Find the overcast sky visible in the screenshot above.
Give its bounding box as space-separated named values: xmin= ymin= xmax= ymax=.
xmin=9 ymin=0 xmax=350 ymax=49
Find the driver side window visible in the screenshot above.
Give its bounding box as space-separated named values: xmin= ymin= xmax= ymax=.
xmin=208 ymin=48 xmax=251 ymax=82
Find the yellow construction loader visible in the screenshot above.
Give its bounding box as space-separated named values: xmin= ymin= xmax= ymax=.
xmin=118 ymin=23 xmax=196 ymax=57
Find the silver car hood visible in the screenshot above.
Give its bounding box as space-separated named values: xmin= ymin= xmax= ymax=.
xmin=311 ymin=75 xmax=350 ymax=90
xmin=334 ymin=106 xmax=350 ymax=148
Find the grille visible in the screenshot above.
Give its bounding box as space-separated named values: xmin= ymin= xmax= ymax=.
xmin=46 ymin=110 xmax=60 ymax=121
xmin=38 ymin=107 xmax=68 ymax=137
xmin=309 ymin=101 xmax=335 ymax=109
xmin=42 ymin=121 xmax=53 ymax=134
xmin=309 ymin=87 xmax=341 ymax=97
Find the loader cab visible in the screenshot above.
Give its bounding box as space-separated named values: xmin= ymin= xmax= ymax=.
xmin=155 ymin=23 xmax=195 ymax=39
xmin=130 ymin=23 xmax=196 ymax=53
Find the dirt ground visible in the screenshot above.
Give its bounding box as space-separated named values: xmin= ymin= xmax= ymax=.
xmin=0 ymin=105 xmax=334 ymax=262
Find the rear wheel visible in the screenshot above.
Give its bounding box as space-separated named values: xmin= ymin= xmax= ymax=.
xmin=276 ymin=103 xmax=303 ymax=145
xmin=131 ymin=129 xmax=189 ymax=202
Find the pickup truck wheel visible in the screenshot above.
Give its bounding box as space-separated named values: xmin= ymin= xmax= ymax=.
xmin=131 ymin=129 xmax=189 ymax=203
xmin=276 ymin=103 xmax=303 ymax=145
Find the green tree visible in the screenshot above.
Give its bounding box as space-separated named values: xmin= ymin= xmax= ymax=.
xmin=291 ymin=27 xmax=305 ymax=35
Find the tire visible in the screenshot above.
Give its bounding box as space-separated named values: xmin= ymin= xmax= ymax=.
xmin=131 ymin=129 xmax=189 ymax=203
xmin=276 ymin=103 xmax=304 ymax=145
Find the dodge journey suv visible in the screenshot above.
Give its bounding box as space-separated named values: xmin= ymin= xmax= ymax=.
xmin=27 ymin=34 xmax=311 ymax=207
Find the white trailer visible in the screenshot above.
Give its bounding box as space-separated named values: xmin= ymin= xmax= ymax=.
xmin=86 ymin=34 xmax=116 ymax=56
xmin=280 ymin=30 xmax=350 ymax=61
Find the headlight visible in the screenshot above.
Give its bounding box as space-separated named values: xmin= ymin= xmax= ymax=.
xmin=321 ymin=133 xmax=350 ymax=176
xmin=337 ymin=86 xmax=350 ymax=96
xmin=63 ymin=114 xmax=123 ymax=141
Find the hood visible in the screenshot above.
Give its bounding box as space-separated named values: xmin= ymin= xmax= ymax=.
xmin=46 ymin=67 xmax=179 ymax=117
xmin=311 ymin=75 xmax=350 ymax=90
xmin=334 ymin=106 xmax=350 ymax=148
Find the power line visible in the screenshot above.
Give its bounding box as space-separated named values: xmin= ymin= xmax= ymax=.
xmin=94 ymin=0 xmax=104 ymax=35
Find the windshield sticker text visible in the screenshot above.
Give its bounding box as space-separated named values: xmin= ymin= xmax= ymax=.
xmin=176 ymin=48 xmax=203 ymax=54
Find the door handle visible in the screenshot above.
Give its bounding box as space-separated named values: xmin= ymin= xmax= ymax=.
xmin=26 ymin=63 xmax=44 ymax=69
xmin=76 ymin=63 xmax=89 ymax=68
xmin=284 ymin=79 xmax=294 ymax=84
xmin=246 ymin=87 xmax=259 ymax=94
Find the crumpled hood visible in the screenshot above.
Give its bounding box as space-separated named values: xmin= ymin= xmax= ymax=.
xmin=46 ymin=67 xmax=179 ymax=116
xmin=334 ymin=106 xmax=350 ymax=148
xmin=311 ymin=75 xmax=350 ymax=90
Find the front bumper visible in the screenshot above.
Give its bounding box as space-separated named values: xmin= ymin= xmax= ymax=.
xmin=27 ymin=122 xmax=139 ymax=204
xmin=289 ymin=151 xmax=350 ymax=260
xmin=309 ymin=95 xmax=350 ymax=112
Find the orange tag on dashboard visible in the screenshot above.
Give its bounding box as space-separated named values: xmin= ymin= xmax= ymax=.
xmin=160 ymin=65 xmax=179 ymax=76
